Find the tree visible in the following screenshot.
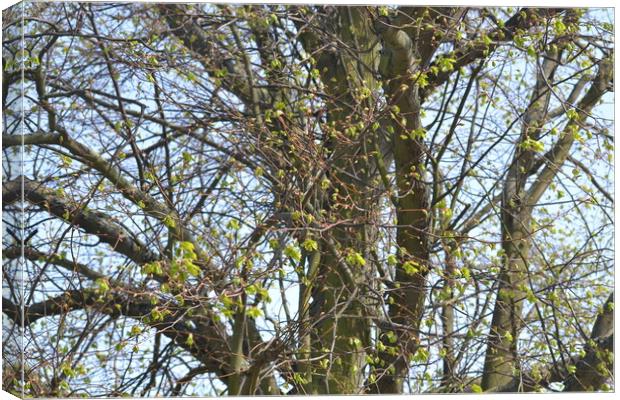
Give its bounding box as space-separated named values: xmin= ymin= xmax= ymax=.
xmin=2 ymin=3 xmax=614 ymax=396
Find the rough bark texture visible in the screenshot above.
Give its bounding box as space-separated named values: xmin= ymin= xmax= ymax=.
xmin=298 ymin=7 xmax=381 ymax=393
xmin=2 ymin=5 xmax=613 ymax=396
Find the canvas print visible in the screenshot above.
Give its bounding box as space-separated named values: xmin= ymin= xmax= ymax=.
xmin=1 ymin=2 xmax=614 ymax=397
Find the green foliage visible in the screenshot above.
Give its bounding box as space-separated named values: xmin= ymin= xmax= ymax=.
xmin=284 ymin=244 xmax=301 ymax=262
xmin=227 ymin=219 xmax=240 ymax=230
xmin=346 ymin=250 xmax=366 ymax=267
xmin=387 ymin=254 xmax=398 ymax=266
xmin=7 ymin=4 xmax=613 ymax=396
xmin=402 ymin=260 xmax=420 ymax=275
xmin=163 ymin=214 xmax=176 ymax=228
xmin=95 ymin=278 xmax=110 ymax=293
xmin=436 ymin=56 xmax=456 ymax=73
xmin=384 ymin=331 xmax=397 ymax=344
xmin=302 ymin=238 xmax=318 ymax=252
xmin=411 ymin=347 xmax=429 ymax=363
xmin=142 ymin=261 xmax=164 ymax=276
xmin=520 ymin=137 xmax=544 ymax=153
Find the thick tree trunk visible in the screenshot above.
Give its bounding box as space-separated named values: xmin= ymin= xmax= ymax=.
xmin=372 ymin=86 xmax=430 ymax=393
xmin=370 ymin=7 xmax=465 ymax=392
xmin=296 ymin=7 xmax=381 ymax=393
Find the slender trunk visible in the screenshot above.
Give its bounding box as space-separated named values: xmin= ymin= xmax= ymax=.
xmin=441 ymin=246 xmax=457 ymax=389
xmin=481 ymin=186 xmax=531 ymax=390
xmin=373 ymin=85 xmax=430 ymax=393
xmin=482 ymin=46 xmax=563 ymax=391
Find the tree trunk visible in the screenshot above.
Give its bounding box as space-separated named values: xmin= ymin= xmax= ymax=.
xmin=297 ymin=7 xmax=381 ymax=393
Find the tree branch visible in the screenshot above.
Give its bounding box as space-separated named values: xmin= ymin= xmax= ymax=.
xmin=3 ymin=177 xmax=159 ymax=265
xmin=3 ymin=245 xmax=108 ymax=283
xmin=527 ymin=56 xmax=613 ymax=206
xmin=2 ymin=288 xmax=233 ymax=379
xmin=491 ymin=292 xmax=614 ymax=392
xmin=564 ymin=292 xmax=614 ymax=391
xmin=157 ymin=4 xmax=267 ymax=106
xmin=567 ymin=156 xmax=614 ymax=204
xmin=421 ymin=8 xmax=565 ymax=100
xmin=3 ymin=129 xmax=219 ymax=279
xmin=2 ymin=131 xmax=59 ymax=148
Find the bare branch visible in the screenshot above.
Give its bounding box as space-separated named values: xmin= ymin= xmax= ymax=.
xmin=3 ymin=177 xmax=159 ymax=265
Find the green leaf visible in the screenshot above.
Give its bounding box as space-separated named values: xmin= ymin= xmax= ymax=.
xmin=95 ymin=278 xmax=110 ymax=293
xmin=527 ymin=45 xmax=536 ymax=57
xmin=471 ymin=384 xmax=483 ymax=393
xmin=60 ymin=155 xmax=73 ymax=167
xmin=520 ymin=138 xmax=544 ymax=153
xmin=293 ymin=210 xmax=306 ymax=222
xmin=481 ymin=33 xmax=492 ymax=47
xmin=179 ymin=241 xmax=195 ymax=253
xmin=163 ymin=215 xmax=176 ymax=229
xmin=387 ymin=254 xmax=398 ymax=266
xmin=402 ymin=260 xmax=420 ymax=275
xmin=151 ymin=308 xmax=164 ymax=322
xmin=284 ymin=244 xmax=301 ymax=262
xmin=321 ymin=178 xmax=331 ymax=190
xmin=185 ymin=333 xmax=194 ymax=347
xmin=186 ymin=70 xmax=197 ymax=82
xmin=302 ymin=238 xmax=318 ymax=252
xmin=349 ymin=337 xmax=362 ymax=349
xmin=346 ymin=251 xmax=366 ymax=267
xmin=412 ymin=347 xmax=429 ymax=362
xmin=437 ymin=56 xmax=456 ymax=72
xmin=410 ymin=127 xmax=427 ymax=140
xmin=184 ymin=261 xmax=201 ymax=278
xmin=227 ymin=219 xmax=240 ymax=230
xmin=143 ymin=261 xmax=163 ymax=276
xmin=75 ymin=364 xmax=87 ymax=376
xmin=554 ymin=19 xmax=567 ymax=35
xmin=61 ymin=362 xmax=76 ymax=378
xmin=246 ymin=306 xmax=263 ymax=318
xmin=292 ymin=372 xmax=308 ymax=385
xmin=270 ymin=58 xmax=282 ymax=69
xmin=567 ymin=109 xmax=580 ymax=121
